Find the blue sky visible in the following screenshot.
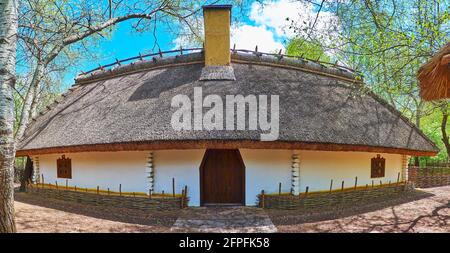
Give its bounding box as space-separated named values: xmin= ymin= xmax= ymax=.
xmin=63 ymin=0 xmax=334 ymax=86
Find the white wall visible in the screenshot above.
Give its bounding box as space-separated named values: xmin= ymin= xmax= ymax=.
xmin=240 ymin=149 xmax=292 ymax=206
xmin=153 ymin=149 xmax=205 ymax=206
xmin=33 ymin=149 xmax=403 ymax=207
xmin=34 ymin=151 xmax=148 ymax=193
xmin=298 ymin=151 xmax=403 ymax=192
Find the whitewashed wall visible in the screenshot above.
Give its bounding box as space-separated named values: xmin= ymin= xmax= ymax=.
xmin=240 ymin=149 xmax=292 ymax=206
xmin=33 ymin=149 xmax=403 ymax=207
xmin=153 ymin=149 xmax=204 ymax=206
xmin=34 ymin=151 xmax=148 ymax=193
xmin=297 ymin=151 xmax=403 ymax=192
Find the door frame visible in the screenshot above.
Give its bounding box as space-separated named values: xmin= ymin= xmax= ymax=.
xmin=199 ymin=149 xmax=246 ymax=206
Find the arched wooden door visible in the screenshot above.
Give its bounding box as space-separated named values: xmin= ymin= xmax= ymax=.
xmin=200 ymin=149 xmax=245 ymax=206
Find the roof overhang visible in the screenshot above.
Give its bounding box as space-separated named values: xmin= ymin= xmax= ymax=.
xmin=16 ymin=140 xmax=438 ymax=157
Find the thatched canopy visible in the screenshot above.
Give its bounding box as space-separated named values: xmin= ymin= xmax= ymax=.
xmin=16 ymin=52 xmax=438 ymax=156
xmin=418 ymin=41 xmax=450 ymax=101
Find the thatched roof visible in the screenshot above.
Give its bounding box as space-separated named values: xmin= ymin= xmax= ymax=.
xmin=16 ymin=52 xmax=438 ymax=156
xmin=418 ymin=41 xmax=450 ymax=101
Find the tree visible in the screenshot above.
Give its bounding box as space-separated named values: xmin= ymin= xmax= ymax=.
xmin=14 ymin=0 xmax=215 ymax=141
xmin=0 ymin=0 xmax=18 ymax=233
xmin=286 ymin=37 xmax=330 ymax=62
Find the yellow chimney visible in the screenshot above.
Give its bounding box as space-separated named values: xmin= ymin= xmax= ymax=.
xmin=203 ymin=5 xmax=232 ymax=66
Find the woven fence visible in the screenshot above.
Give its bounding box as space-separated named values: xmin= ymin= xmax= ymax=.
xmin=27 ymin=184 xmax=188 ymax=210
xmin=408 ymin=166 xmax=450 ymax=188
xmin=258 ymin=182 xmax=413 ymax=210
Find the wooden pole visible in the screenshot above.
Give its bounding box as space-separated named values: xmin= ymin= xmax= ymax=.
xmin=41 ymin=174 xmax=44 ymax=186
xmin=172 ymin=177 xmax=175 ymax=197
xmin=354 ymin=177 xmax=358 ymax=190
xmin=97 ymin=186 xmax=99 ymax=195
xmin=184 ymin=185 xmax=188 ymax=198
xmin=181 ymin=189 xmax=185 ymax=208
xmin=55 ymin=181 xmax=58 ymax=190
xmin=278 ymin=182 xmax=281 ymax=195
xmin=133 ymin=192 xmax=135 ymax=198
xmin=397 ymin=172 xmax=400 ymax=185
xmin=380 ymin=180 xmax=382 ymax=186
xmin=149 ymin=189 xmax=152 ymax=199
xmin=119 ymin=184 xmax=122 ymax=196
xmin=162 ymin=190 xmax=165 ymax=198
xmin=329 ymin=179 xmax=333 ymax=193
xmin=304 ymin=186 xmax=309 ymax=198
xmin=107 ymin=188 xmax=110 ymax=195
xmin=341 ymin=181 xmax=344 ymax=191
xmin=66 ymin=179 xmax=68 ymax=190
xmin=75 ymin=186 xmax=77 ymax=191
xmin=372 ymin=180 xmax=374 ymax=188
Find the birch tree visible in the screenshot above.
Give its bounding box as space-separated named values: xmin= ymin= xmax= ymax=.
xmin=0 ymin=0 xmax=18 ymax=233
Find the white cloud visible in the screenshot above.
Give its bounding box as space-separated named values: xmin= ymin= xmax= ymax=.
xmin=231 ymin=25 xmax=285 ymax=53
xmin=172 ymin=0 xmax=339 ymax=53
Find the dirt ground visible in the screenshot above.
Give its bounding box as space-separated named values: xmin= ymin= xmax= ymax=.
xmin=14 ymin=192 xmax=178 ymax=233
xmin=272 ymin=186 xmax=449 ymax=233
xmin=14 ymin=186 xmax=449 ymax=233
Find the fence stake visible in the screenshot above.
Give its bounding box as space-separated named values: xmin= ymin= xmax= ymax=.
xmin=97 ymin=186 xmax=99 ymax=195
xmin=372 ymin=180 xmax=374 ymax=188
xmin=133 ymin=192 xmax=135 ymax=198
xmin=341 ymin=181 xmax=344 ymax=191
xmin=304 ymin=186 xmax=309 ymax=198
xmin=172 ymin=177 xmax=175 ymax=197
xmin=75 ymin=186 xmax=77 ymax=191
xmin=278 ymin=182 xmax=281 ymax=195
xmin=119 ymin=184 xmax=122 ymax=196
xmin=184 ymin=185 xmax=188 ymax=198
xmin=181 ymin=189 xmax=185 ymax=208
xmin=107 ymin=188 xmax=110 ymax=195
xmin=379 ymin=180 xmax=382 ymax=186
xmin=162 ymin=190 xmax=165 ymax=198
xmin=41 ymin=174 xmax=44 ymax=186
xmin=149 ymin=189 xmax=152 ymax=199
xmin=354 ymin=177 xmax=358 ymax=190
xmin=55 ymin=181 xmax=58 ymax=190
xmin=397 ymin=172 xmax=400 ymax=185
xmin=66 ymin=179 xmax=68 ymax=190
xmin=329 ymin=179 xmax=333 ymax=193
xmin=261 ymin=190 xmax=265 ymax=208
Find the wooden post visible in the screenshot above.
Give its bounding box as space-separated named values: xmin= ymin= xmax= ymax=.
xmin=107 ymin=188 xmax=110 ymax=195
xmin=172 ymin=177 xmax=175 ymax=197
xmin=261 ymin=190 xmax=265 ymax=208
xmin=97 ymin=186 xmax=99 ymax=195
xmin=341 ymin=181 xmax=344 ymax=191
xmin=181 ymin=189 xmax=185 ymax=208
xmin=184 ymin=185 xmax=188 ymax=198
xmin=133 ymin=192 xmax=135 ymax=198
xmin=379 ymin=180 xmax=382 ymax=186
xmin=119 ymin=184 xmax=122 ymax=196
xmin=55 ymin=181 xmax=58 ymax=190
xmin=149 ymin=189 xmax=152 ymax=199
xmin=41 ymin=174 xmax=44 ymax=186
xmin=75 ymin=186 xmax=77 ymax=191
xmin=329 ymin=179 xmax=333 ymax=193
xmin=304 ymin=186 xmax=309 ymax=198
xmin=372 ymin=180 xmax=374 ymax=188
xmin=397 ymin=172 xmax=400 ymax=185
xmin=162 ymin=190 xmax=165 ymax=198
xmin=278 ymin=182 xmax=281 ymax=195
xmin=354 ymin=176 xmax=358 ymax=190
xmin=65 ymin=179 xmax=68 ymax=190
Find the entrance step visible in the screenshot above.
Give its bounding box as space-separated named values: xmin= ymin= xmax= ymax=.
xmin=170 ymin=206 xmax=277 ymax=233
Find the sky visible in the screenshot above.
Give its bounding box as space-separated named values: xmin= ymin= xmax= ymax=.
xmin=63 ymin=0 xmax=335 ymax=86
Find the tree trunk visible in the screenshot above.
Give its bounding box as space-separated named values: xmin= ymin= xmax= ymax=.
xmin=413 ymin=101 xmax=423 ymax=166
xmin=440 ymin=102 xmax=450 ymax=160
xmin=19 ymin=157 xmax=33 ymax=192
xmin=0 ymin=0 xmax=18 ymax=233
xmin=15 ymin=63 xmax=43 ymax=140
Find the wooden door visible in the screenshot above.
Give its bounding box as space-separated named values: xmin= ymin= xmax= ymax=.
xmin=200 ymin=149 xmax=245 ymax=205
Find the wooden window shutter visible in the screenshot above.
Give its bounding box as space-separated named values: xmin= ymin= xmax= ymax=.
xmin=57 ymin=155 xmax=72 ymax=179
xmin=371 ymin=154 xmax=385 ymax=178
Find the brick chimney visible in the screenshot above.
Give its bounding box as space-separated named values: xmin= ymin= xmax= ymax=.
xmin=200 ymin=5 xmax=235 ymax=81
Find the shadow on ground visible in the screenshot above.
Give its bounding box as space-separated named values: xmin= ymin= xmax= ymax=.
xmin=14 ymin=190 xmax=179 ymax=228
xmin=268 ymin=190 xmax=436 ymax=227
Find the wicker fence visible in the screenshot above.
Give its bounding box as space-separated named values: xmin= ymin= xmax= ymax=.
xmin=408 ymin=166 xmax=450 ymax=188
xmin=27 ymin=183 xmax=188 ymax=210
xmin=258 ymin=182 xmax=413 ymax=210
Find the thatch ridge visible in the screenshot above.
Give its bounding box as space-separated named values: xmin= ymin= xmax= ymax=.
xmin=418 ymin=41 xmax=450 ymax=101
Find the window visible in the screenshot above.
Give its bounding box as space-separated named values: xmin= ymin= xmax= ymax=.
xmin=371 ymin=154 xmax=385 ymax=178
xmin=57 ymin=155 xmax=72 ymax=179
